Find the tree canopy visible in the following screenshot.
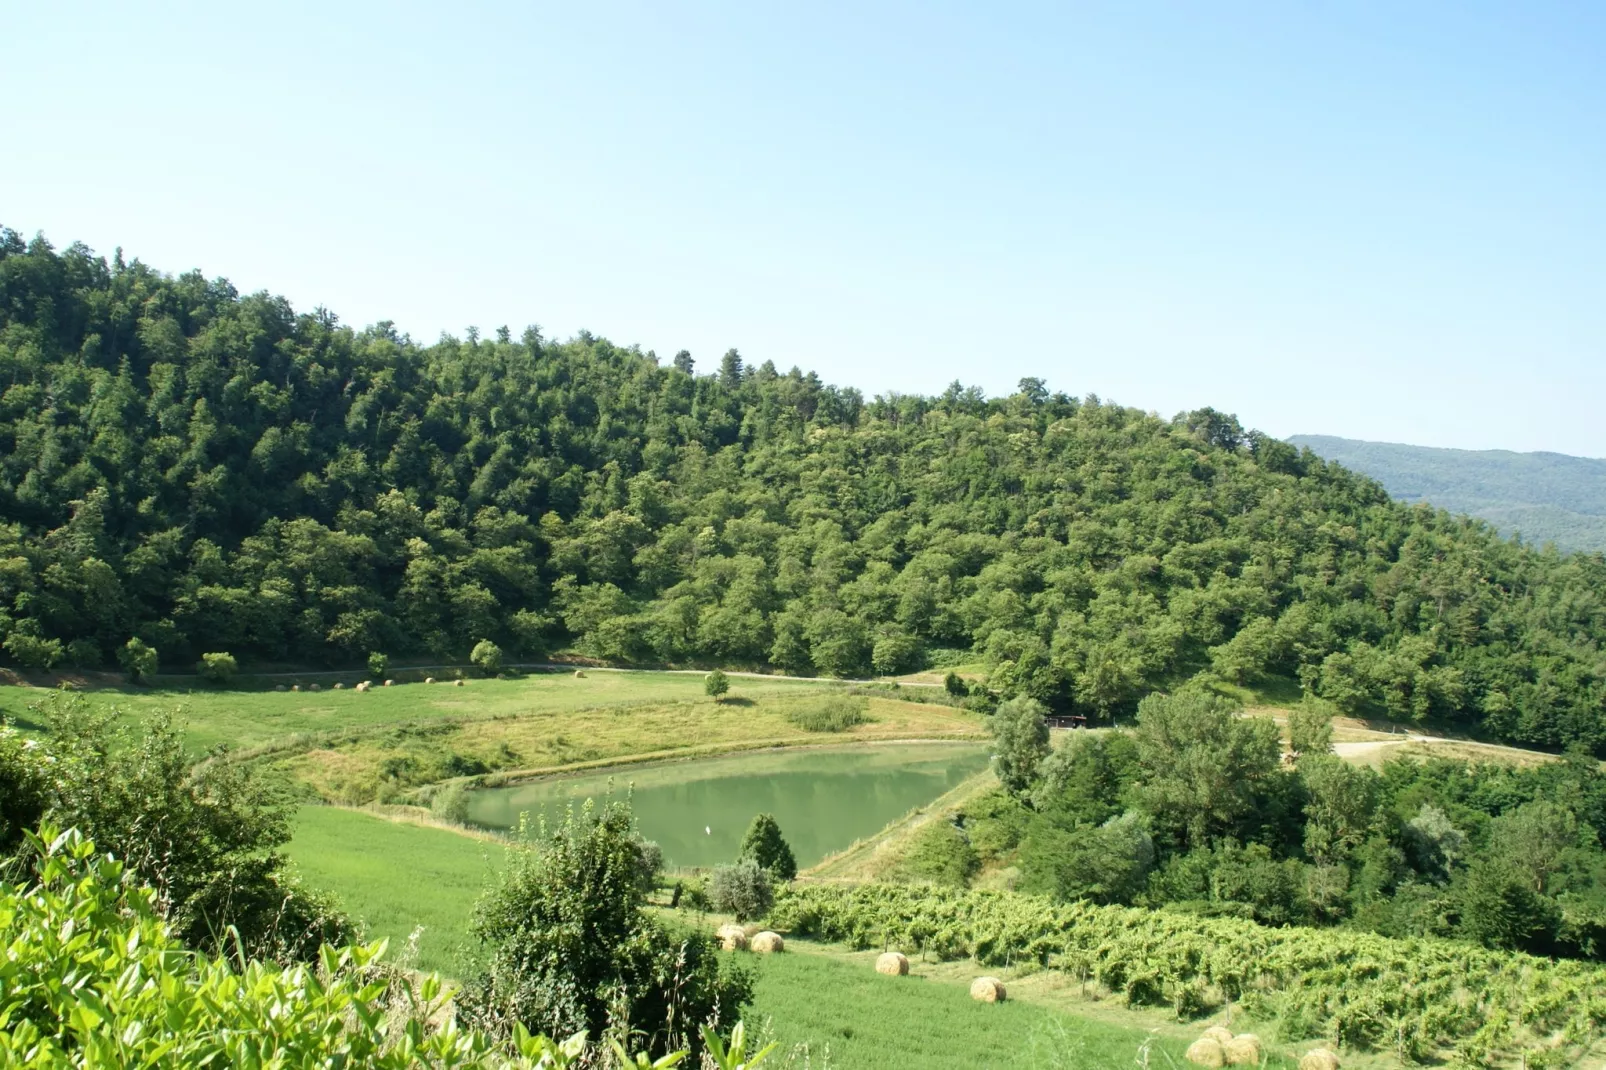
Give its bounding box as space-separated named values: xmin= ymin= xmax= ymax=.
xmin=4 ymin=228 xmax=1606 ymax=750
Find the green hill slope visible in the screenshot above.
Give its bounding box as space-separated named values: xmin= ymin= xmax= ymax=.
xmin=1290 ymin=434 xmax=1606 ymax=553
xmin=4 ymin=228 xmax=1606 ymax=752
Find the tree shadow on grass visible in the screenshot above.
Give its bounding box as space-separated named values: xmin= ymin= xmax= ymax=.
xmin=717 ymin=697 xmax=757 ymax=707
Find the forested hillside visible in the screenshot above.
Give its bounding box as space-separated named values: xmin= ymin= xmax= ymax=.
xmin=4 ymin=229 xmax=1606 ymax=750
xmin=1290 ymin=434 xmax=1606 ymax=554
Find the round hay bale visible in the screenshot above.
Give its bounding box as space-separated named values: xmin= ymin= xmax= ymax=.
xmin=383 ymin=679 xmax=394 ymax=687
xmin=424 ymin=676 xmax=436 ymax=684
xmin=1223 ymin=1034 xmax=1262 ymax=1066
xmin=573 ymin=669 xmax=586 ymax=678
xmin=875 ymin=952 xmax=909 ymax=976
xmin=274 ymin=684 xmax=287 ymax=692
xmin=1201 ymin=1027 xmax=1234 ymax=1046
xmin=332 ymin=682 xmax=344 ymax=690
xmin=454 ymin=678 xmax=466 ymax=687
xmin=309 ymin=683 xmax=321 ymax=692
xmin=1298 ymin=1050 xmax=1340 ymax=1070
xmin=716 ymin=924 xmax=748 ymax=951
xmin=291 ymin=684 xmax=301 ymax=692
xmin=1185 ymin=1039 xmax=1227 ymax=1068
xmin=354 ymin=680 xmax=370 ymax=693
xmin=750 ymin=931 xmax=784 ymax=954
xmin=969 ymin=976 xmax=1006 ymax=1003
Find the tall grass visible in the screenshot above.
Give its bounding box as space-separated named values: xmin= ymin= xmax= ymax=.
xmin=786 ymin=696 xmax=870 ymax=733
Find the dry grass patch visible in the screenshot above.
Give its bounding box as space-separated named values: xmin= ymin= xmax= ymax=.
xmin=280 ymin=693 xmax=983 ymax=801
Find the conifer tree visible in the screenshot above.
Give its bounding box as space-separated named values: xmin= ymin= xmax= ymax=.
xmin=737 ymin=813 xmax=797 ymax=881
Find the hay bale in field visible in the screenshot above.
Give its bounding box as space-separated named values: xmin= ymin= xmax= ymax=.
xmin=573 ymin=669 xmax=586 ymax=678
xmin=875 ymin=952 xmax=909 ymax=976
xmin=332 ymin=682 xmax=344 ymax=690
xmin=454 ymin=678 xmax=466 ymax=687
xmin=1298 ymin=1050 xmax=1339 ymax=1070
xmin=274 ymin=684 xmax=286 ymax=692
xmin=309 ymin=683 xmax=321 ymax=692
xmin=716 ymin=924 xmax=748 ymax=951
xmin=291 ymin=684 xmax=301 ymax=692
xmin=750 ymin=931 xmax=784 ymax=954
xmin=1201 ymin=1027 xmax=1234 ymax=1046
xmin=1223 ymin=1034 xmax=1261 ymax=1066
xmin=424 ymin=676 xmax=436 ymax=684
xmin=968 ymin=976 xmax=1005 ymax=1003
xmin=1185 ymin=1038 xmax=1226 ymax=1068
xmin=354 ymin=680 xmax=370 ymax=693
xmin=383 ymin=679 xmax=394 ymax=686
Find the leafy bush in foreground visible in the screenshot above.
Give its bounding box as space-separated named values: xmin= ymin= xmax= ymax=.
xmin=5 ymin=691 xmax=353 ymax=964
xmin=0 ymin=826 xmax=531 ymax=1068
xmin=771 ymin=881 xmax=1606 ymax=1063
xmin=2 ymin=826 xmax=774 ymax=1070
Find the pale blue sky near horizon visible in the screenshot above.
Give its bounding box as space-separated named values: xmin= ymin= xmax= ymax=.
xmin=4 ymin=3 xmax=1603 ymax=455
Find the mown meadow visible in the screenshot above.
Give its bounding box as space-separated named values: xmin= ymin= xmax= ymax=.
xmin=284 ymin=807 xmax=1295 ymax=1070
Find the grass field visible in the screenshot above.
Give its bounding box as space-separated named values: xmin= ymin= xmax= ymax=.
xmin=281 ymin=691 xmax=984 ymax=802
xmin=284 ymin=805 xmax=504 ymax=976
xmin=0 ymin=670 xmax=848 ymax=754
xmin=740 ymin=948 xmax=1268 ymax=1070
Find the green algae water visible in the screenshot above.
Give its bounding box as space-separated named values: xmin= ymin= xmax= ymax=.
xmin=465 ymin=743 xmax=989 ymax=868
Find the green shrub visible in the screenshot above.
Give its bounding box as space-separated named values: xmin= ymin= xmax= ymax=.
xmin=431 ymin=782 xmax=471 ymax=824
xmin=118 ymin=637 xmax=158 ymax=682
xmin=960 ymin=789 xmax=1032 ymax=863
xmin=0 ymin=721 xmax=51 ymax=853
xmin=785 ymin=695 xmax=868 ymax=733
xmin=197 ymin=651 xmax=238 ymax=686
xmin=470 ymin=640 xmax=503 ymax=676
xmin=710 ymin=860 xmax=774 ymax=922
xmin=676 ymin=873 xmax=712 ymax=912
xmin=3 ymin=623 xmax=62 ymax=671
xmin=705 ymin=668 xmax=730 ymax=700
xmin=368 ymin=651 xmax=389 ymax=679
xmin=893 ymin=819 xmax=979 ymax=888
xmin=63 ymin=638 xmax=101 ymax=668
xmin=462 ymin=797 xmax=751 ymax=1057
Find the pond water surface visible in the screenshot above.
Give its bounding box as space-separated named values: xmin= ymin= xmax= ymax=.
xmin=465 ymin=743 xmax=989 ymax=868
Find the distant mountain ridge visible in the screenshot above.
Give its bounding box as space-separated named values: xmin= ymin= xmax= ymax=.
xmin=1289 ymin=435 xmax=1606 ymax=554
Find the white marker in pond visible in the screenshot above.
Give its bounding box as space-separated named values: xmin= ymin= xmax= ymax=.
xmin=705 ymin=826 xmax=711 ymax=835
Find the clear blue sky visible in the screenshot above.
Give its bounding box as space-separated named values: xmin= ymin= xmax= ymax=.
xmin=5 ymin=2 xmax=1603 ymax=454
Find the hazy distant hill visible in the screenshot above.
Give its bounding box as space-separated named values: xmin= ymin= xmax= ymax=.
xmin=1290 ymin=435 xmax=1606 ymax=554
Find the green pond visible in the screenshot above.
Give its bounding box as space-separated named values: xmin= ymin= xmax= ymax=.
xmin=465 ymin=743 xmax=990 ymax=868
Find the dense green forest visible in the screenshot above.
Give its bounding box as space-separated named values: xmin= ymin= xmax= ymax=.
xmin=4 ymin=228 xmax=1606 ymax=750
xmin=945 ymin=693 xmax=1606 ymax=959
xmin=1291 ymin=434 xmax=1606 ymax=554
